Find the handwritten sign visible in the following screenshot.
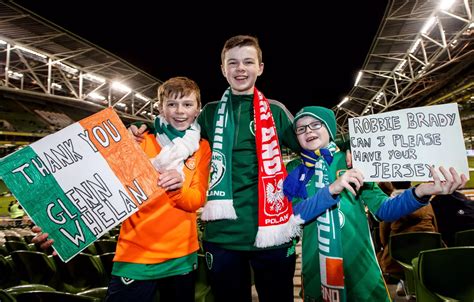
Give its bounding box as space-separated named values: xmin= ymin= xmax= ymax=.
xmin=0 ymin=108 xmax=162 ymax=262
xmin=348 ymin=103 xmax=469 ymax=182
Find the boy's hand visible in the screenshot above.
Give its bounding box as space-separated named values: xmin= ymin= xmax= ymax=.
xmin=31 ymin=225 xmax=57 ymax=256
xmin=158 ymin=169 xmax=184 ymax=191
xmin=415 ymin=166 xmax=467 ymax=197
xmin=329 ymin=168 xmax=364 ymax=196
xmin=128 ymin=124 xmax=147 ymax=144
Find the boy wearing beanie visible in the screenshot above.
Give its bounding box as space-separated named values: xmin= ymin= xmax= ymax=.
xmin=283 ymin=106 xmax=466 ymax=301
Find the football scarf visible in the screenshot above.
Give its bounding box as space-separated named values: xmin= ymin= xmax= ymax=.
xmin=202 ymin=87 xmax=300 ymax=248
xmin=311 ymin=145 xmax=346 ymax=302
xmin=283 ymin=142 xmax=339 ymax=201
xmin=151 ymin=115 xmax=200 ymax=178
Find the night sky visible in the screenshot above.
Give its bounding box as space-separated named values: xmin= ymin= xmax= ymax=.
xmin=14 ymin=1 xmax=387 ymax=115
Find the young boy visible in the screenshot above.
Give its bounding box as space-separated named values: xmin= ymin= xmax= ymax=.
xmin=197 ymin=35 xmax=302 ymax=302
xmin=283 ymin=106 xmax=467 ymax=301
xmin=33 ymin=76 xmax=211 ymax=302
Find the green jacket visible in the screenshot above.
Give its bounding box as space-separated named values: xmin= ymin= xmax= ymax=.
xmin=287 ymin=152 xmax=391 ymax=302
xmin=198 ymin=93 xmax=300 ymax=250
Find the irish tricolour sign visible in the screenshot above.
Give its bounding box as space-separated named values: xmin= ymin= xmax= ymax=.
xmin=0 ymin=108 xmax=162 ymax=262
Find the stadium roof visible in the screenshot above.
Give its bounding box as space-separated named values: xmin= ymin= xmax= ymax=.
xmin=334 ymin=0 xmax=473 ymax=135
xmin=0 ymin=0 xmax=473 ymax=136
xmin=0 ymin=0 xmax=163 ymax=122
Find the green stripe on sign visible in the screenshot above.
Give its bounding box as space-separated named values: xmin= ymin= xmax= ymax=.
xmin=0 ymin=146 xmax=96 ymax=262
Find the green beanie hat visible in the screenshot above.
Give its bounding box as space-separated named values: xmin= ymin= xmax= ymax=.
xmin=294 ymin=106 xmax=337 ymax=141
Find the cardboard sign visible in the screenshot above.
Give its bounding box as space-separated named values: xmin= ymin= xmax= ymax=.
xmin=0 ymin=108 xmax=162 ymax=262
xmin=348 ymin=103 xmax=469 ymax=182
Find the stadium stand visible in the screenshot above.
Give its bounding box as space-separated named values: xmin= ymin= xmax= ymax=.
xmin=0 ymin=1 xmax=471 ymax=301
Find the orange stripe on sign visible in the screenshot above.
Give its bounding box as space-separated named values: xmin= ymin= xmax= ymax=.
xmin=79 ymin=107 xmax=163 ymax=207
xmin=325 ymin=257 xmax=344 ymax=287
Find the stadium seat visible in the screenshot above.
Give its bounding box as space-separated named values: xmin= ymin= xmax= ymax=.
xmin=77 ymin=287 xmax=108 ymax=300
xmin=389 ymin=231 xmax=443 ymax=296
xmin=9 ymin=250 xmax=62 ymax=289
xmin=5 ymin=284 xmax=56 ymax=294
xmin=4 ymin=241 xmax=36 ymax=253
xmin=412 ymin=256 xmax=444 ymax=302
xmin=12 ymin=290 xmax=100 ymax=302
xmin=33 ymin=242 xmax=54 ymax=255
xmin=415 ymin=247 xmax=474 ymax=301
xmin=108 ymin=227 xmax=120 ymax=237
xmin=94 ymin=239 xmax=117 ymax=255
xmin=53 ymin=253 xmax=108 ymax=293
xmin=0 ymin=245 xmax=9 ymax=256
xmin=98 ymin=252 xmax=115 ymax=279
xmin=83 ymin=243 xmax=98 ymax=255
xmin=0 ymin=255 xmax=19 ymax=288
xmin=98 ymin=232 xmax=111 ymax=240
xmin=0 ymin=289 xmax=16 ymax=302
xmin=4 ymin=236 xmax=24 ymax=243
xmin=22 ymin=235 xmax=35 ymax=244
xmin=454 ymin=229 xmax=474 ymax=246
xmin=195 ymin=254 xmax=214 ymax=302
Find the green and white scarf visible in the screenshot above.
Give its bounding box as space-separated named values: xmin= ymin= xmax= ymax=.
xmin=202 ymin=88 xmax=300 ymax=248
xmin=309 ymin=143 xmax=346 ymax=302
xmin=151 ymin=115 xmax=200 ymax=177
xmin=200 ymin=89 xmax=237 ymax=219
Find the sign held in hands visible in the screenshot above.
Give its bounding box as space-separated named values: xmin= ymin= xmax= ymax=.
xmin=0 ymin=108 xmax=162 ymax=262
xmin=348 ymin=103 xmax=469 ymax=182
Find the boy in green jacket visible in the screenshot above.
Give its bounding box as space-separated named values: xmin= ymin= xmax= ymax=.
xmin=283 ymin=106 xmax=467 ymax=301
xmin=198 ymin=35 xmax=302 ymax=302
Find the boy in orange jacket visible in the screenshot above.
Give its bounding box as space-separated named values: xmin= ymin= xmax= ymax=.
xmin=33 ymin=76 xmax=211 ymax=302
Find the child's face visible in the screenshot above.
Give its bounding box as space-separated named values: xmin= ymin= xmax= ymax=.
xmin=295 ymin=116 xmax=330 ymax=151
xmin=160 ymin=92 xmax=200 ymax=131
xmin=221 ymin=46 xmax=263 ymax=95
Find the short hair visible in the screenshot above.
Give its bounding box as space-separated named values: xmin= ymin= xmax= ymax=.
xmin=221 ymin=35 xmax=262 ymax=64
xmin=157 ymin=76 xmax=201 ymax=109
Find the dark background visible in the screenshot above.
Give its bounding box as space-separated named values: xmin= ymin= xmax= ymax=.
xmin=13 ymin=1 xmax=387 ymax=115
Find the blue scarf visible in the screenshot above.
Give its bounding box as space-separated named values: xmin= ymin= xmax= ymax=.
xmin=283 ymin=142 xmax=338 ymax=200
